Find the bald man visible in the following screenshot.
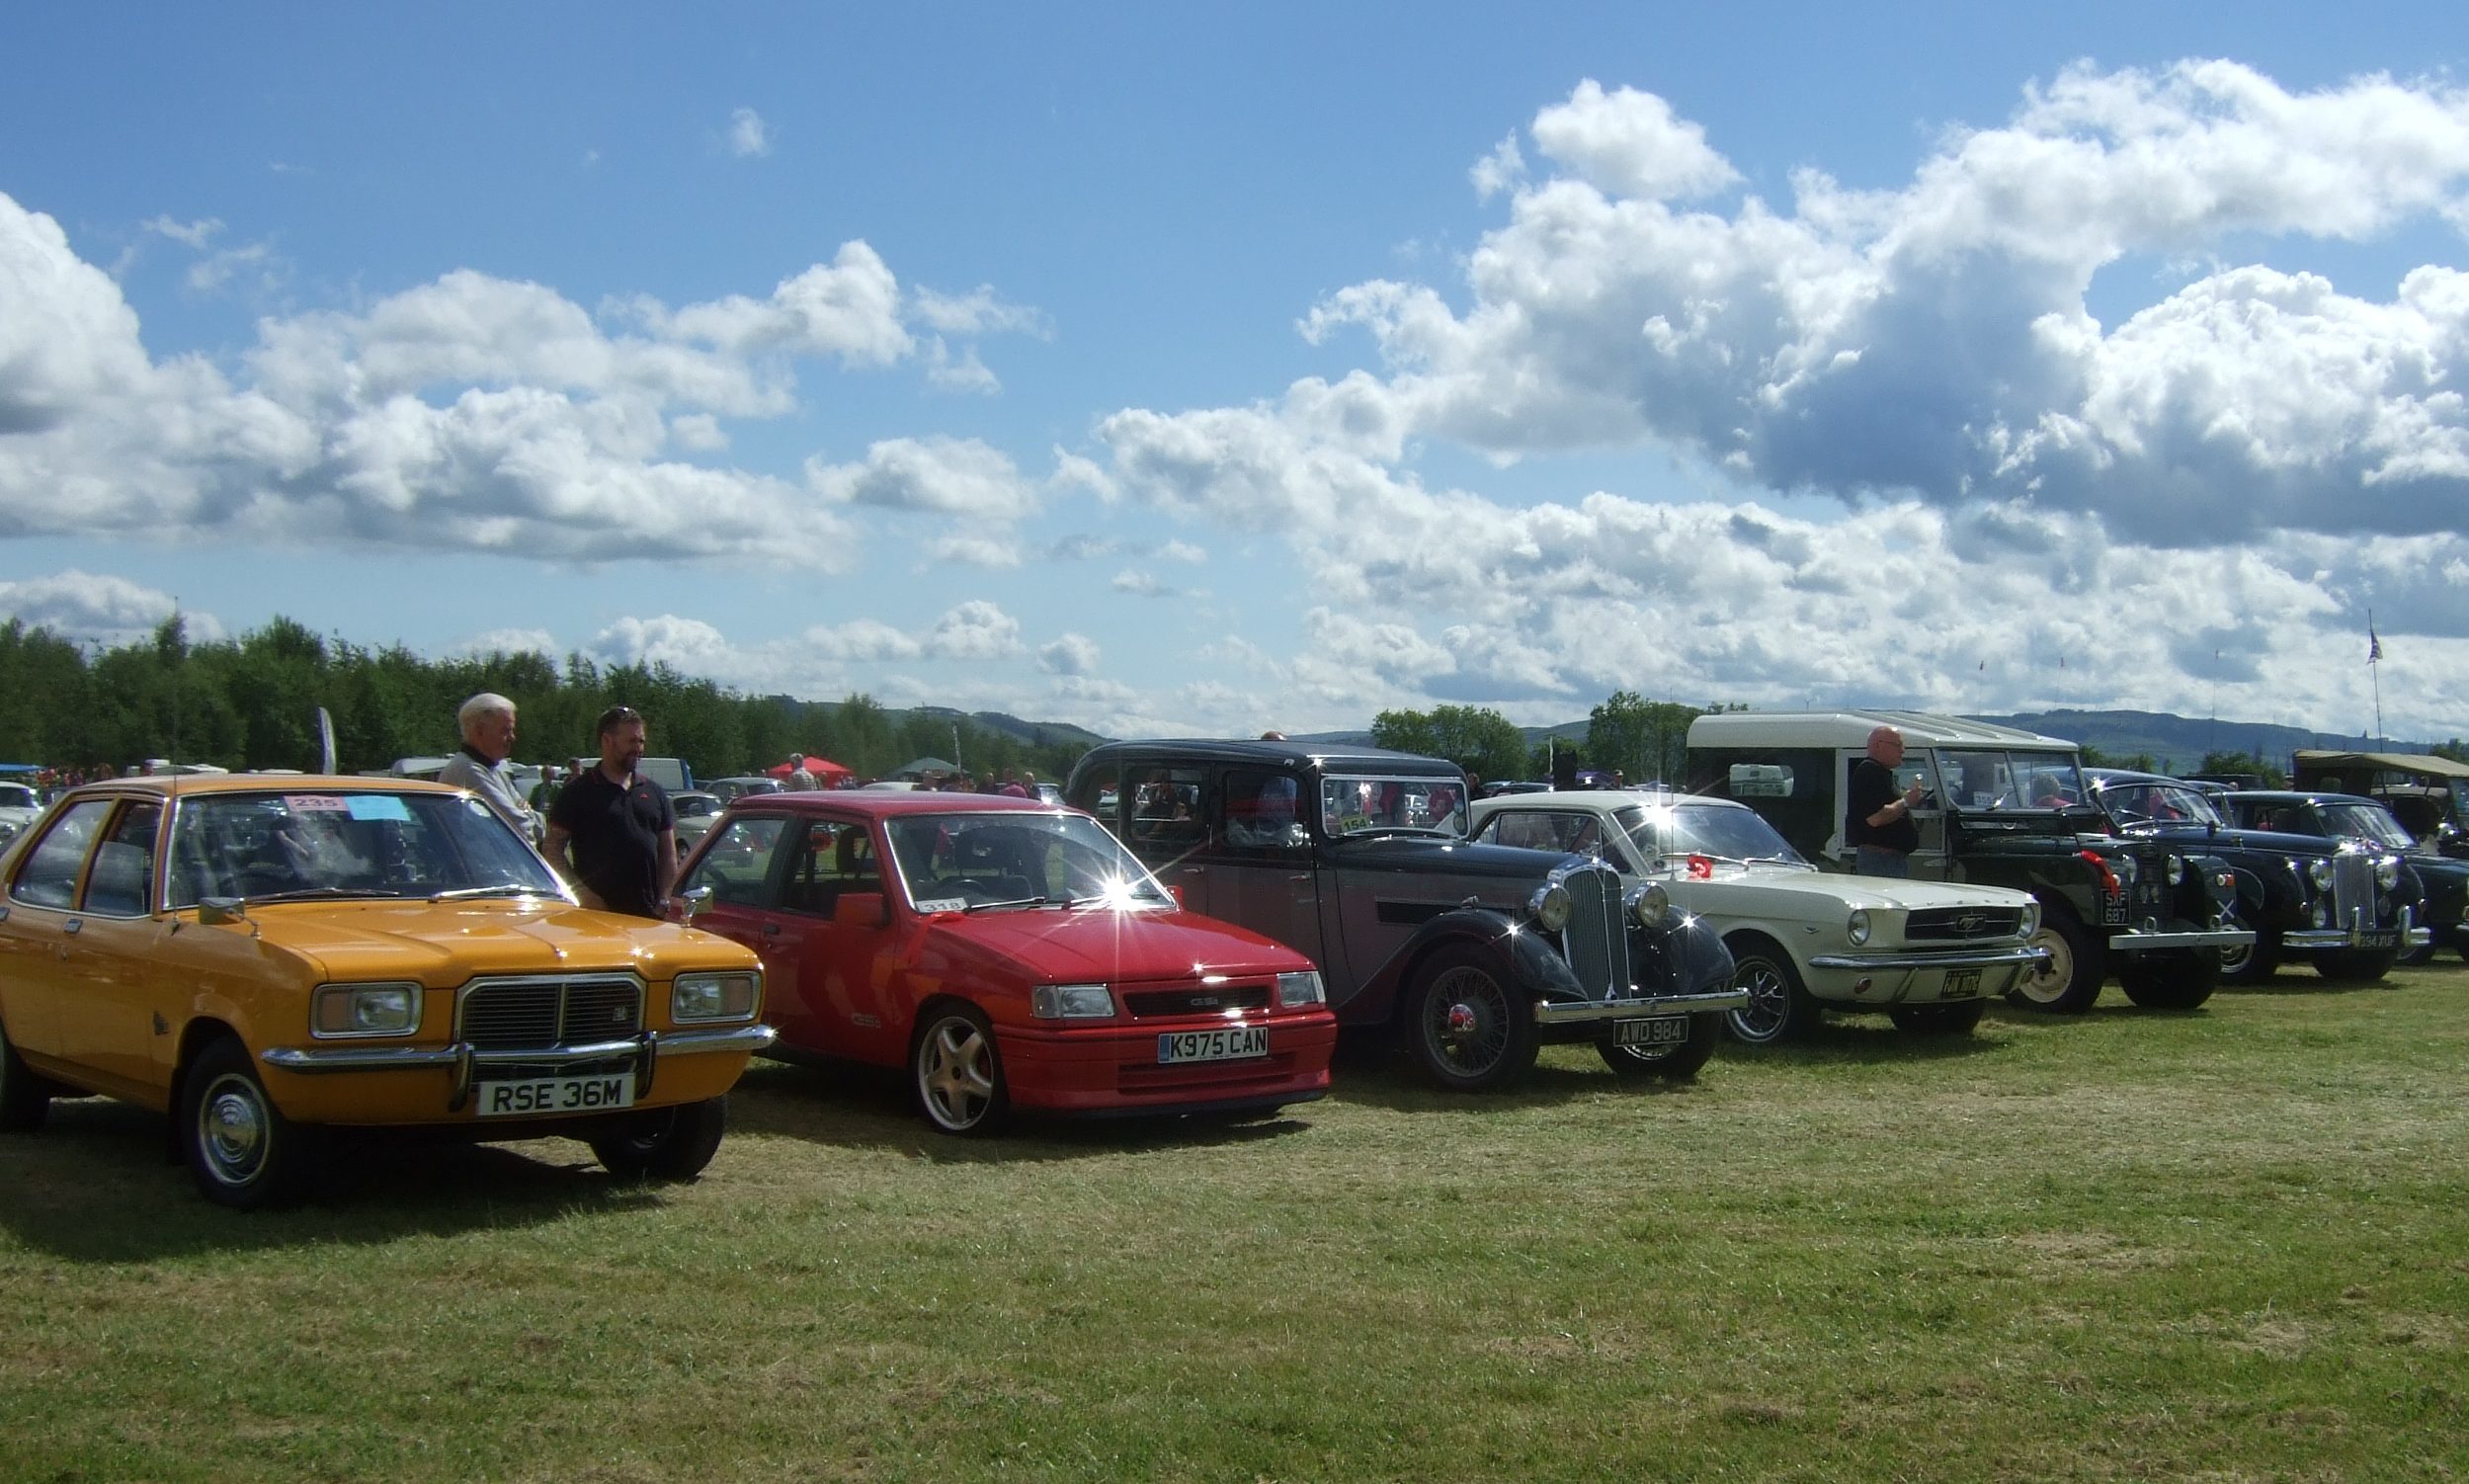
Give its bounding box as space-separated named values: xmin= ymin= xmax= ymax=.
xmin=1846 ymin=725 xmax=1924 ymax=877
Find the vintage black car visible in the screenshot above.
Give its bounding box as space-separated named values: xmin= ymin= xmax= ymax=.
xmin=2211 ymin=788 xmax=2467 ymax=966
xmin=1064 ymin=739 xmax=1743 ymax=1092
xmin=2082 ymin=771 xmax=2429 ymax=983
xmin=1686 ymin=711 xmax=2250 ymax=1014
xmin=2290 ymin=750 xmax=2469 ymax=860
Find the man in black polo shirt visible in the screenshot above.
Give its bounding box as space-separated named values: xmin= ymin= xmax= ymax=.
xmin=544 ymin=705 xmax=677 ymax=918
xmin=1846 ymin=724 xmax=1924 ymax=877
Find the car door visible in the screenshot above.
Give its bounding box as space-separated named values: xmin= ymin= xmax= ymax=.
xmin=778 ymin=815 xmax=905 ymax=1064
xmin=0 ymin=796 xmax=118 ymax=1067
xmin=52 ymin=799 xmax=174 ymax=1100
xmin=1204 ymin=765 xmax=1330 ymax=964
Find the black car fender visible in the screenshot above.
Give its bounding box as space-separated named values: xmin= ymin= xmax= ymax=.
xmin=1353 ymin=907 xmax=1572 ymax=1027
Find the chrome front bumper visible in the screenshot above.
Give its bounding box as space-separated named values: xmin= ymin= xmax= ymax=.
xmin=2108 ymin=926 xmax=2255 ymax=955
xmin=2285 ymin=904 xmax=2428 ymax=951
xmin=1531 ymin=986 xmax=1751 ymax=1027
xmin=261 ymin=1024 xmax=780 ymax=1111
xmin=1808 ymin=945 xmax=2048 ymax=972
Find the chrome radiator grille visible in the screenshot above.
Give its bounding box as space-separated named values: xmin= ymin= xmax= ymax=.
xmin=457 ymin=976 xmax=643 ymax=1049
xmin=2329 ymin=853 xmax=2378 ymax=928
xmin=1559 ymin=866 xmax=1629 ymax=1000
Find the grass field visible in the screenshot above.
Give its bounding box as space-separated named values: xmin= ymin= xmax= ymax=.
xmin=6 ymin=963 xmax=2468 ymax=1483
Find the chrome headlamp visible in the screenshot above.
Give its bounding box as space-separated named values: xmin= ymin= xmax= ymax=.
xmin=1847 ymin=907 xmax=1872 ymax=947
xmin=2374 ymin=857 xmax=2401 ymax=891
xmin=2308 ymin=859 xmax=2336 ymax=891
xmin=672 ymin=970 xmax=761 ymax=1023
xmin=1528 ymin=881 xmax=1573 ymax=933
xmin=311 ymin=982 xmax=422 ymax=1038
xmin=1626 ymin=881 xmax=1674 ymax=930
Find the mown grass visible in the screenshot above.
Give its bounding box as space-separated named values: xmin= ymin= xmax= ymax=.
xmin=6 ymin=962 xmax=2468 ymax=1483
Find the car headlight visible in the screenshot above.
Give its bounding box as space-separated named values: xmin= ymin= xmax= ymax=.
xmin=672 ymin=970 xmax=761 ymax=1023
xmin=2374 ymin=857 xmax=2400 ymax=890
xmin=2309 ymin=859 xmax=2336 ymax=891
xmin=1627 ymin=882 xmax=1673 ymax=930
xmin=1031 ymin=982 xmax=1115 ymax=1020
xmin=1847 ymin=908 xmax=1872 ymax=947
xmin=2017 ymin=901 xmax=2041 ymax=938
xmin=1528 ymin=881 xmax=1573 ymax=933
xmin=1276 ymin=970 xmax=1326 ymax=1008
xmin=2112 ymin=855 xmax=2138 ymax=887
xmin=312 ymin=982 xmax=421 ymax=1038
xmin=2165 ymin=854 xmax=2185 ymax=885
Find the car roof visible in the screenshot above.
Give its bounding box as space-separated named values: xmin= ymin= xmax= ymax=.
xmin=54 ymin=774 xmax=462 ymax=800
xmin=2082 ymin=768 xmax=2187 ymax=786
xmin=2219 ymin=789 xmax=2385 ymax=808
xmin=1472 ymin=788 xmax=1747 ymax=812
xmin=723 ymin=790 xmax=1076 ymax=820
xmin=1687 ymin=709 xmax=2078 ymax=751
xmin=1077 ymin=737 xmax=1467 ymax=776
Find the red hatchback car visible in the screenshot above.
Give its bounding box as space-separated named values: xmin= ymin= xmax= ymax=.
xmin=676 ymin=792 xmax=1338 ymax=1134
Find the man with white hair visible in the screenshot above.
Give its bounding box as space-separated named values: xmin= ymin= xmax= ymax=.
xmin=438 ymin=692 xmax=537 ymax=842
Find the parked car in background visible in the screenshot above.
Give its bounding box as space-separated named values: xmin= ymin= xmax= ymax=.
xmin=2082 ymin=771 xmax=2428 ymax=983
xmin=2208 ymin=788 xmax=2465 ymax=966
xmin=1687 ymin=711 xmax=2249 ymax=1013
xmin=1066 ymin=739 xmax=1743 ymax=1092
xmin=676 ymin=791 xmax=1339 ymax=1134
xmin=0 ymin=781 xmax=40 ymax=849
xmin=1469 ymin=790 xmax=2046 ymax=1042
xmin=706 ymin=775 xmax=785 ymax=804
xmin=2290 ymin=750 xmax=2469 ymax=860
xmin=0 ymin=775 xmax=773 ymax=1208
xmin=670 ymin=789 xmax=724 ymax=856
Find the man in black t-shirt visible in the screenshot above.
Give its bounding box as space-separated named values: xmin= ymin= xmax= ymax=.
xmin=1845 ymin=724 xmax=1923 ymax=877
xmin=544 ymin=705 xmax=677 ymax=918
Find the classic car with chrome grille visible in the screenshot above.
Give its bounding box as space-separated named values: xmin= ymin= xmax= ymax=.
xmin=0 ymin=775 xmax=772 ymax=1208
xmin=1468 ymin=790 xmax=2046 ymax=1043
xmin=674 ymin=790 xmax=1338 ymax=1135
xmin=1687 ymin=711 xmax=2250 ymax=1014
xmin=2211 ymin=788 xmax=2469 ymax=965
xmin=1065 ymin=740 xmax=1741 ymax=1093
xmin=2083 ymin=771 xmax=2429 ymax=983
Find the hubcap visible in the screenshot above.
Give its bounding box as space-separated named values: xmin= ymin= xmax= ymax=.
xmin=1427 ymin=967 xmax=1508 ymax=1072
xmin=199 ymin=1077 xmax=268 ymax=1186
xmin=919 ymin=1019 xmax=996 ymax=1130
xmin=1728 ymin=959 xmax=1791 ymax=1041
xmin=2017 ymin=929 xmax=2074 ymax=1005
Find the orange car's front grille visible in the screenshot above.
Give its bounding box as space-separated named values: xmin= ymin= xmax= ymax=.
xmin=457 ymin=976 xmax=642 ymax=1049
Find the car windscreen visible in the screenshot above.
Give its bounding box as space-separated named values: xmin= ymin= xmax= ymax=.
xmin=883 ymin=811 xmax=1175 ymax=913
xmin=2314 ymin=801 xmax=2416 ymax=849
xmin=1931 ymin=749 xmax=2088 ymax=810
xmin=2096 ymin=779 xmax=2226 ymax=829
xmin=1620 ymin=801 xmax=1813 ymax=870
xmin=167 ymin=789 xmax=562 ymax=907
xmin=1318 ymin=774 xmax=1466 ymax=839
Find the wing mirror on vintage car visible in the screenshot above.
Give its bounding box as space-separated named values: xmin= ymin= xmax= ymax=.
xmin=833 ymin=891 xmax=888 ymax=928
xmin=198 ymin=896 xmax=250 ymax=926
xmin=678 ymin=885 xmax=713 ymax=921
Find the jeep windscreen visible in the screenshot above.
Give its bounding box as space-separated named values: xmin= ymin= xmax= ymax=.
xmin=1929 ymin=749 xmax=2089 ymax=812
xmin=1618 ymin=800 xmax=1814 ymax=873
xmin=883 ymin=810 xmax=1175 ymax=914
xmin=167 ymin=788 xmax=562 ymax=908
xmin=1318 ymin=775 xmax=1467 ymax=840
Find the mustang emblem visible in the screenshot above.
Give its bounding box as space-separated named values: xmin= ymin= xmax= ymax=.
xmin=1955 ymin=913 xmax=1985 ymax=936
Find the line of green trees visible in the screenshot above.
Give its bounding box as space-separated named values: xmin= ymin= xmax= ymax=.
xmin=1370 ymin=692 xmax=1744 ymax=785
xmin=0 ymin=616 xmax=1093 ymax=786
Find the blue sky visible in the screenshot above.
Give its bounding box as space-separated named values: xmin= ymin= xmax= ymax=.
xmin=5 ymin=5 xmax=2468 ymax=749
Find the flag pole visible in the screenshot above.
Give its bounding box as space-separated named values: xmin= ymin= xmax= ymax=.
xmin=2368 ymin=610 xmax=2384 ymax=745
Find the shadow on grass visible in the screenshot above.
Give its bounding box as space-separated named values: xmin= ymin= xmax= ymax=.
xmin=2212 ymin=971 xmax=2399 ymax=997
xmin=1311 ymin=1031 xmax=1716 ymax=1114
xmin=1715 ymin=1012 xmax=2016 ymax=1067
xmin=725 ymin=1058 xmax=1319 ymax=1163
xmin=0 ymin=1096 xmax=664 ymax=1262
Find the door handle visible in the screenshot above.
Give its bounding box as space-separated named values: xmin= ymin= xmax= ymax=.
xmin=61 ymin=919 xmax=82 ymax=936
xmin=763 ymin=923 xmax=781 ymax=936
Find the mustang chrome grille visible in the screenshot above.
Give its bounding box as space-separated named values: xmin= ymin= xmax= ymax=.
xmin=1559 ymin=866 xmax=1628 ymax=1000
xmin=1907 ymin=907 xmax=2026 ymax=942
xmin=457 ymin=976 xmax=643 ymax=1049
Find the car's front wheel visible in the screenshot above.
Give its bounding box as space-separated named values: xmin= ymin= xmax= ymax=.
xmin=1722 ymin=939 xmax=1820 ymax=1045
xmin=1404 ymin=949 xmax=1539 ymax=1093
xmin=2008 ymin=907 xmax=2103 ymax=1014
xmin=2117 ymin=952 xmax=2217 ymax=1010
xmin=2315 ymin=948 xmax=2397 ymax=984
xmin=589 ymin=1097 xmax=728 ymax=1181
xmin=912 ymin=1005 xmax=1011 ymax=1134
xmin=0 ymin=1018 xmax=52 ymax=1133
xmin=181 ymin=1038 xmax=319 ymax=1210
xmin=1598 ymin=1011 xmax=1723 ymax=1079
xmin=2217 ymin=928 xmax=2278 ymax=984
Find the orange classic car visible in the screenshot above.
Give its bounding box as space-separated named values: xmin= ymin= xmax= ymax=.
xmin=0 ymin=774 xmax=774 ymax=1208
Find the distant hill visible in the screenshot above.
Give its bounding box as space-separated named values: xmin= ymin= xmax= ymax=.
xmin=1300 ymin=707 xmax=2443 ymax=777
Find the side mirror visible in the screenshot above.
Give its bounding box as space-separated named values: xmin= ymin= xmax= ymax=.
xmin=1167 ymin=884 xmax=1186 ymax=909
xmin=679 ymin=885 xmax=713 ymax=921
xmin=198 ymin=896 xmax=249 ymax=926
xmin=833 ymin=891 xmax=888 ymax=928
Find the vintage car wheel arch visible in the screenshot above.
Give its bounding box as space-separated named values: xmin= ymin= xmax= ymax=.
xmin=181 ymin=1036 xmax=320 ymax=1209
xmin=909 ymin=998 xmax=1011 ymax=1135
xmin=589 ymin=1097 xmax=728 ymax=1181
xmin=2009 ymin=900 xmax=2103 ymax=1013
xmin=0 ymin=1015 xmax=52 ymax=1132
xmin=1402 ymin=947 xmax=1541 ymax=1092
xmin=1360 ymin=912 xmax=1562 ymax=1028
xmin=1721 ymin=934 xmax=1819 ymax=1044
